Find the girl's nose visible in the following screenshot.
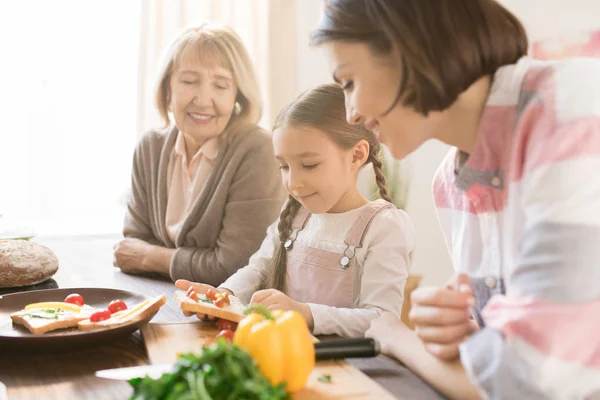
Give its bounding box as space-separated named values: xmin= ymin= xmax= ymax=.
xmin=287 ymin=171 xmax=303 ymax=191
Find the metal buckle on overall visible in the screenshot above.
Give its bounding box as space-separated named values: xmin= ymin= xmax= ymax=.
xmin=340 ymin=243 xmax=362 ymax=269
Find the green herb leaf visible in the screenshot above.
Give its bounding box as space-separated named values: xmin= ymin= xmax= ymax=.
xmin=318 ymin=374 xmax=332 ymax=384
xmin=23 ymin=308 xmax=68 ymax=320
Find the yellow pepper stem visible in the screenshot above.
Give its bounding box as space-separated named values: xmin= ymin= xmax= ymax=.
xmin=243 ymin=305 xmax=275 ymax=320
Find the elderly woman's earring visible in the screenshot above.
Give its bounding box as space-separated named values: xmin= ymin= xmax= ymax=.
xmin=234 ymin=102 xmax=241 ymax=115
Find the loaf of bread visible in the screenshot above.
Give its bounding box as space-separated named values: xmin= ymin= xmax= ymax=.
xmin=0 ymin=240 xmax=59 ymax=288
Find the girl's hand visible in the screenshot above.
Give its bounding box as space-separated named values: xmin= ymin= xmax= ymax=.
xmin=250 ymin=289 xmax=314 ymax=329
xmin=409 ymin=273 xmax=479 ymax=360
xmin=175 ymin=279 xmax=232 ymax=321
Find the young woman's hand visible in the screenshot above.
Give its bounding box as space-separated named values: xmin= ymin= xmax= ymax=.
xmin=365 ymin=312 xmax=412 ymax=357
xmin=409 ymin=273 xmax=479 ymax=360
xmin=250 ymin=289 xmax=314 ymax=329
xmin=175 ymin=279 xmax=232 ymax=321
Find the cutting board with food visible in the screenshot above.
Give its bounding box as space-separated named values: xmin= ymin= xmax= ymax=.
xmin=142 ymin=321 xmax=395 ymax=399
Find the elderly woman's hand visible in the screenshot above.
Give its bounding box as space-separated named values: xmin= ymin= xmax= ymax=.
xmin=113 ymin=238 xmax=174 ymax=275
xmin=113 ymin=238 xmax=152 ymax=273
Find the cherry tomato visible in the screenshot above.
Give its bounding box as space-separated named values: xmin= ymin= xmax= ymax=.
xmin=217 ymin=319 xmax=238 ymax=332
xmin=221 ymin=292 xmax=230 ymax=304
xmin=220 ymin=293 xmax=230 ymax=306
xmin=64 ymin=293 xmax=84 ymax=307
xmin=90 ymin=310 xmax=112 ymax=322
xmin=107 ymin=299 xmax=127 ymax=314
xmin=186 ymin=286 xmax=198 ymax=301
xmin=217 ymin=329 xmax=235 ymax=342
xmin=206 ymin=288 xmax=218 ymax=300
xmin=214 ymin=297 xmax=226 ymax=308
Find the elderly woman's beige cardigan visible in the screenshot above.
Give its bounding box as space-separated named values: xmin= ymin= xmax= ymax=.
xmin=123 ymin=125 xmax=286 ymax=286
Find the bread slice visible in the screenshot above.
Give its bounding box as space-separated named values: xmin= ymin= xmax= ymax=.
xmin=78 ymin=295 xmax=166 ymax=331
xmin=11 ymin=306 xmax=94 ymax=335
xmin=174 ymin=290 xmax=246 ymax=322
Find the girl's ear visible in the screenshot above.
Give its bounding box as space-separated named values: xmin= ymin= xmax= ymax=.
xmin=350 ymin=139 xmax=370 ymax=170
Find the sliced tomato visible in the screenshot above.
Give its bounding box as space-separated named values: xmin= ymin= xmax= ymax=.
xmin=206 ymin=288 xmax=218 ymax=300
xmin=90 ymin=310 xmax=112 ymax=322
xmin=217 ymin=319 xmax=238 ymax=332
xmin=214 ymin=297 xmax=227 ymax=308
xmin=217 ymin=329 xmax=235 ymax=342
xmin=64 ymin=293 xmax=84 ymax=307
xmin=185 ymin=286 xmax=198 ymax=301
xmin=107 ymin=299 xmax=127 ymax=314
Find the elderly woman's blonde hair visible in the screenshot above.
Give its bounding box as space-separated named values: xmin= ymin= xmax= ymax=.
xmin=155 ymin=22 xmax=263 ymax=137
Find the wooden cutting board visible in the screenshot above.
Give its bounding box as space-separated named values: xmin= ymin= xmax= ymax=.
xmin=142 ymin=321 xmax=395 ymax=399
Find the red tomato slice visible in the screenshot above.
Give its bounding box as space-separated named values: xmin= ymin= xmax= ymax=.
xmin=217 ymin=329 xmax=235 ymax=342
xmin=185 ymin=287 xmax=198 ymax=301
xmin=206 ymin=288 xmax=218 ymax=300
xmin=214 ymin=297 xmax=227 ymax=308
xmin=107 ymin=299 xmax=127 ymax=314
xmin=64 ymin=293 xmax=84 ymax=307
xmin=217 ymin=319 xmax=238 ymax=332
xmin=90 ymin=310 xmax=112 ymax=322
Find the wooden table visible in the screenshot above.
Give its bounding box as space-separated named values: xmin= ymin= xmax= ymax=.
xmin=0 ymin=236 xmax=446 ymax=400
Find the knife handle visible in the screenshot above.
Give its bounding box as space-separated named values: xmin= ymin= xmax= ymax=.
xmin=314 ymin=338 xmax=379 ymax=361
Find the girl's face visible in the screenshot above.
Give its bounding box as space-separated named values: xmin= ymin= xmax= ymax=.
xmin=273 ymin=125 xmax=367 ymax=214
xmin=323 ymin=41 xmax=444 ymax=160
xmin=169 ymin=52 xmax=237 ymax=146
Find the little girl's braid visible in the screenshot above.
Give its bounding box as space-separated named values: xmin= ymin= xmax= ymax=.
xmin=369 ymin=143 xmax=393 ymax=203
xmin=277 ymin=196 xmax=301 ymax=243
xmin=265 ymin=196 xmax=301 ymax=292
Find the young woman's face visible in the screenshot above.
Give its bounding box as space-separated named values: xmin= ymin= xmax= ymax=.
xmin=169 ymin=53 xmax=237 ymax=146
xmin=273 ymin=125 xmax=364 ymax=214
xmin=323 ymin=41 xmax=440 ymax=160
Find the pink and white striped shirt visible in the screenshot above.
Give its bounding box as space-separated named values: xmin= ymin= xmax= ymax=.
xmin=433 ymin=56 xmax=600 ymax=399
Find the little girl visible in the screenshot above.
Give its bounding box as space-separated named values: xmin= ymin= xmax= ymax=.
xmin=177 ymin=84 xmax=415 ymax=337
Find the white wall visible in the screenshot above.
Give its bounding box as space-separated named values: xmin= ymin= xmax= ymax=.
xmin=293 ymin=0 xmax=600 ymax=286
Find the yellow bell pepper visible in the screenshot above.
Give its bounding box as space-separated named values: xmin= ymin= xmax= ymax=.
xmin=233 ymin=306 xmax=315 ymax=392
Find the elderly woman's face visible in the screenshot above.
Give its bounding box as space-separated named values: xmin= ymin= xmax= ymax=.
xmin=169 ymin=54 xmax=237 ymax=144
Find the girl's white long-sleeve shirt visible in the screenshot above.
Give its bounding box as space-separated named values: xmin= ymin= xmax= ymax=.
xmin=221 ymin=202 xmax=415 ymax=337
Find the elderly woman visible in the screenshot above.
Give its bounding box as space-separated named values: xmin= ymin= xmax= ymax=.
xmin=113 ymin=23 xmax=286 ymax=286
